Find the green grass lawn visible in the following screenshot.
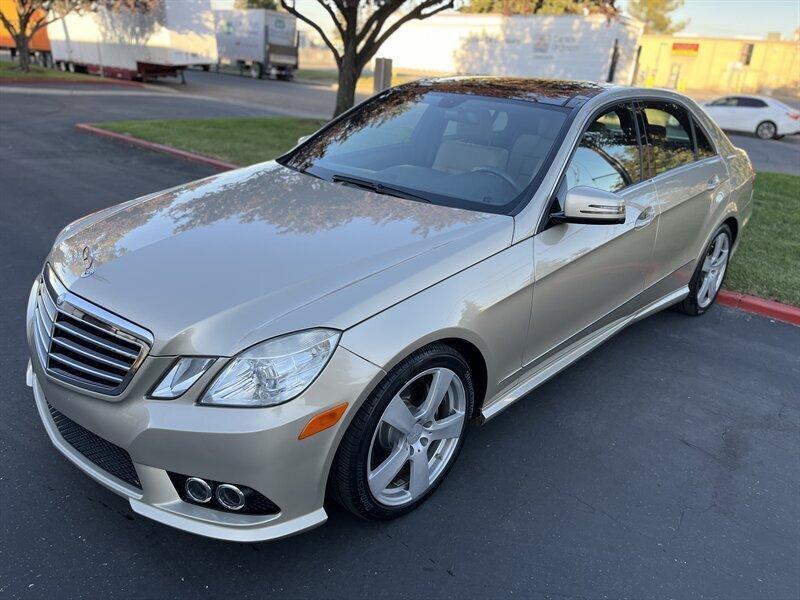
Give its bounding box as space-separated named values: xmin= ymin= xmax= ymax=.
xmin=97 ymin=117 xmax=326 ymax=167
xmin=724 ymin=172 xmax=799 ymax=306
xmin=92 ymin=117 xmax=800 ymax=306
xmin=0 ymin=61 xmax=97 ymax=81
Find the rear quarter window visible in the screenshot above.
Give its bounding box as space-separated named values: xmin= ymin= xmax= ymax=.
xmin=693 ymin=120 xmax=716 ymax=160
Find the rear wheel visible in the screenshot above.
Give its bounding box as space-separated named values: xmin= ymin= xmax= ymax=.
xmin=756 ymin=120 xmax=777 ymax=139
xmin=675 ymin=224 xmax=732 ymax=316
xmin=249 ymin=62 xmax=263 ymax=79
xmin=330 ymin=343 xmax=474 ymax=520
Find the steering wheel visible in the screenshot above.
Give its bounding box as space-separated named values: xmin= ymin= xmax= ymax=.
xmin=469 ymin=166 xmax=523 ymax=193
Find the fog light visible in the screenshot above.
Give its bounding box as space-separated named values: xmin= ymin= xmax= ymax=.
xmin=185 ymin=477 xmax=212 ymax=503
xmin=216 ymin=484 xmax=245 ymax=511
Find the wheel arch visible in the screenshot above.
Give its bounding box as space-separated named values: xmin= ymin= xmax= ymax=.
xmin=723 ymin=215 xmax=739 ymax=245
xmin=437 ymin=337 xmax=488 ymax=419
xmin=341 ymin=329 xmax=491 ymax=421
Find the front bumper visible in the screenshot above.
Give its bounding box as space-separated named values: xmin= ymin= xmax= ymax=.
xmin=26 ymin=340 xmax=383 ymax=542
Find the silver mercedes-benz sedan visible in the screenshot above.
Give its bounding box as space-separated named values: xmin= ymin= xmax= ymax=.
xmin=26 ymin=78 xmax=754 ymax=541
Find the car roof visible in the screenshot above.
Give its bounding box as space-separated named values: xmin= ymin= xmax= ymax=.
xmin=390 ymin=76 xmax=616 ymax=107
xmin=714 ymin=93 xmax=770 ymax=100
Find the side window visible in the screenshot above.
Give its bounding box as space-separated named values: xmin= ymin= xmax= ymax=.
xmin=738 ymin=97 xmax=767 ymax=108
xmin=564 ymin=104 xmax=641 ymax=193
xmin=693 ymin=120 xmax=716 ymax=159
xmin=642 ymin=102 xmax=695 ymax=176
xmin=710 ymin=97 xmax=736 ymax=107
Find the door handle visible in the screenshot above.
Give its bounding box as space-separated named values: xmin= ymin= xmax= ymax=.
xmin=707 ymin=174 xmax=721 ymax=190
xmin=635 ymin=206 xmax=656 ymax=229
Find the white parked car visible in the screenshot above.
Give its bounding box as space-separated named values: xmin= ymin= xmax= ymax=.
xmin=703 ymin=95 xmax=800 ymax=139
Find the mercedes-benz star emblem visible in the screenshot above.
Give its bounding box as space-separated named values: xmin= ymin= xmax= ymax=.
xmin=80 ymin=245 xmax=95 ymax=278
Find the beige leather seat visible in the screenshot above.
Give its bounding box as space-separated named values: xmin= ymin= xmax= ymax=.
xmin=432 ymin=141 xmax=509 ymax=174
xmin=507 ymin=118 xmax=561 ymax=185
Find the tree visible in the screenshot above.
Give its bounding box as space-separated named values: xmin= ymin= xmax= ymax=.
xmin=0 ymin=0 xmax=156 ymax=72
xmin=280 ymin=0 xmax=455 ymax=117
xmin=626 ymin=0 xmax=687 ymax=34
xmin=460 ymin=0 xmax=617 ymax=15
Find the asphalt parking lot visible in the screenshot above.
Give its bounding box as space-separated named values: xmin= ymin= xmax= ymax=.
xmin=1 ymin=86 xmax=798 ymax=599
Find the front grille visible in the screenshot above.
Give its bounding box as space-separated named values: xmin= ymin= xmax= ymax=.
xmin=48 ymin=402 xmax=142 ymax=489
xmin=32 ymin=265 xmax=149 ymax=395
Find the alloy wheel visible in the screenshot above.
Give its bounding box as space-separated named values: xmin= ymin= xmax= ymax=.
xmin=367 ymin=368 xmax=466 ymax=507
xmin=697 ymin=231 xmax=730 ymax=308
xmin=756 ymin=121 xmax=776 ymax=139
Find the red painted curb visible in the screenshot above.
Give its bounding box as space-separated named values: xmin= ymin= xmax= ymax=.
xmin=75 ymin=123 xmax=238 ymax=172
xmin=1 ymin=77 xmax=144 ymax=87
xmin=717 ymin=291 xmax=800 ymax=326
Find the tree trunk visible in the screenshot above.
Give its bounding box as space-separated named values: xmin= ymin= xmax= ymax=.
xmin=333 ymin=52 xmax=361 ymax=118
xmin=15 ymin=34 xmax=31 ymax=72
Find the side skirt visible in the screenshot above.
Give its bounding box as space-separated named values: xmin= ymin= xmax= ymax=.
xmin=479 ymin=286 xmax=689 ymax=422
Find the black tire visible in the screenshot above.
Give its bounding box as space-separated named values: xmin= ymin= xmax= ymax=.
xmin=330 ymin=342 xmax=474 ymax=520
xmin=756 ymin=120 xmax=777 ymax=139
xmin=249 ymin=62 xmax=263 ymax=79
xmin=674 ymin=223 xmax=732 ymax=316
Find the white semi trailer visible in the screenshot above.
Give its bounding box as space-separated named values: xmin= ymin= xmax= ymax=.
xmin=47 ymin=0 xmax=218 ymax=81
xmin=377 ymin=12 xmax=644 ymax=85
xmin=214 ymin=9 xmax=298 ymax=80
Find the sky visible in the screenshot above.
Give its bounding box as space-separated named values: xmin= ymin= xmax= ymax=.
xmin=619 ymin=0 xmax=800 ymax=39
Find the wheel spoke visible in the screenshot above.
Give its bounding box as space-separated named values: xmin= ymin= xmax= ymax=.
xmin=698 ymin=274 xmax=713 ymax=302
xmin=368 ymin=442 xmax=408 ymax=496
xmin=712 ymin=249 xmax=728 ymax=268
xmin=711 ymin=238 xmax=723 ymax=262
xmin=418 ymin=369 xmax=454 ymax=421
xmin=426 ymin=412 xmax=465 ymax=441
xmin=702 ymin=255 xmax=714 ymax=272
xmin=382 ymin=395 xmax=416 ymax=435
xmin=409 ymin=450 xmax=430 ymax=499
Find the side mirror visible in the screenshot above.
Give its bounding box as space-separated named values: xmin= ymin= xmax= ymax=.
xmin=553 ymin=186 xmax=626 ymax=225
xmin=297 ymin=134 xmax=311 ymax=145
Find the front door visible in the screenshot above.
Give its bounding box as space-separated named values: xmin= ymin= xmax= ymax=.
xmin=524 ymin=102 xmax=659 ymax=368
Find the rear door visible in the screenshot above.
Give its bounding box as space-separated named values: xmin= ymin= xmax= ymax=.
xmin=524 ymin=102 xmax=659 ymax=368
xmin=641 ymin=100 xmax=729 ymax=286
xmin=733 ymin=96 xmax=769 ymax=132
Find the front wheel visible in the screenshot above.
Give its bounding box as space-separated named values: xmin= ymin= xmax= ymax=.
xmin=249 ymin=62 xmax=263 ymax=79
xmin=756 ymin=120 xmax=777 ymax=139
xmin=330 ymin=343 xmax=474 ymax=520
xmin=675 ymin=224 xmax=732 ymax=316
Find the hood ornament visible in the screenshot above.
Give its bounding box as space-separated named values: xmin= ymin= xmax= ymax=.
xmin=80 ymin=245 xmax=95 ymax=278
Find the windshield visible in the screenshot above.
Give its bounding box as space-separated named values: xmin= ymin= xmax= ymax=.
xmin=279 ymin=90 xmax=570 ymax=214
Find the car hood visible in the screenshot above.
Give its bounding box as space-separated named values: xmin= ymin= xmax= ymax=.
xmin=49 ymin=162 xmax=513 ymax=356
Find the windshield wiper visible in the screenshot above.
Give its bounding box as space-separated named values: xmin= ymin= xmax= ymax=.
xmin=332 ymin=174 xmax=431 ymax=203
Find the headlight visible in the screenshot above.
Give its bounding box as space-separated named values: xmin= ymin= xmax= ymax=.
xmin=150 ymin=358 xmax=215 ymax=399
xmin=200 ymin=329 xmax=340 ymax=407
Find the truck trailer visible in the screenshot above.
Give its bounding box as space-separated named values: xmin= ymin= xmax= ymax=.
xmin=377 ymin=12 xmax=644 ymax=85
xmin=214 ymin=9 xmax=298 ymax=80
xmin=47 ymin=0 xmax=218 ymax=81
